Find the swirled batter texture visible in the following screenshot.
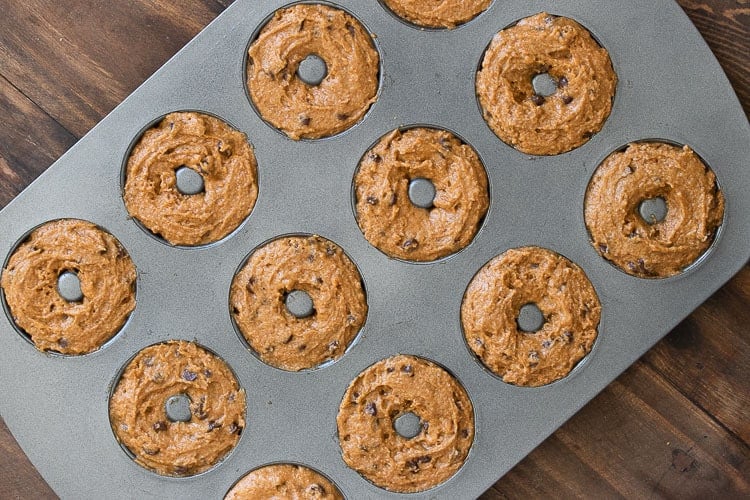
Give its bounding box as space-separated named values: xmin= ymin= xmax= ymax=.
xmin=230 ymin=235 xmax=367 ymax=371
xmin=337 ymin=355 xmax=474 ymax=493
xmin=585 ymin=142 xmax=724 ymax=278
xmin=123 ymin=112 xmax=258 ymax=246
xmin=476 ymin=13 xmax=617 ymax=155
xmin=354 ymin=128 xmax=489 ymax=261
xmin=462 ymin=247 xmax=600 ymax=387
xmin=225 ymin=464 xmax=343 ymax=500
xmin=247 ymin=4 xmax=379 ymax=140
xmin=382 ymin=0 xmax=492 ymax=29
xmin=109 ymin=341 xmax=246 ymax=476
xmin=1 ymin=219 xmax=136 ymax=355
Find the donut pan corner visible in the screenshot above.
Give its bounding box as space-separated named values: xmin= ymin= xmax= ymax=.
xmin=1 ymin=0 xmax=749 ymax=498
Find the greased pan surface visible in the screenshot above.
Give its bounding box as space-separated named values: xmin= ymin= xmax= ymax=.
xmin=0 ymin=0 xmax=749 ymax=498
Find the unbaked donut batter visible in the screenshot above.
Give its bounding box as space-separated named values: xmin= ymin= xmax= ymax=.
xmin=247 ymin=4 xmax=379 ymax=140
xmin=354 ymin=127 xmax=489 ymax=261
xmin=461 ymin=247 xmax=601 ymax=387
xmin=123 ymin=112 xmax=258 ymax=246
xmin=109 ymin=340 xmax=246 ymax=476
xmin=230 ymin=235 xmax=367 ymax=371
xmin=1 ymin=219 xmax=136 ymax=355
xmin=476 ymin=12 xmax=617 ymax=155
xmin=585 ymin=142 xmax=725 ymax=278
xmin=337 ymin=355 xmax=474 ymax=493
xmin=383 ymin=0 xmax=492 ymax=29
xmin=225 ymin=464 xmax=343 ymax=499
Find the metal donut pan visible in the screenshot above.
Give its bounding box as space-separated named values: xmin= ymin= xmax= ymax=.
xmin=1 ymin=0 xmax=748 ymax=498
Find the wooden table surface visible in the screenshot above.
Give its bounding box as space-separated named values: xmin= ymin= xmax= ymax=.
xmin=0 ymin=1 xmax=747 ymax=498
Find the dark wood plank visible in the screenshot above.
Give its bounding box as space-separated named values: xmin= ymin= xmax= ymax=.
xmin=0 ymin=75 xmax=76 ymax=207
xmin=0 ymin=1 xmax=747 ymax=499
xmin=0 ymin=0 xmax=227 ymax=138
xmin=484 ymin=359 xmax=750 ymax=499
xmin=645 ymin=266 xmax=750 ymax=445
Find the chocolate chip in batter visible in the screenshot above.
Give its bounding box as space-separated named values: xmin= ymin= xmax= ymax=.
xmin=142 ymin=446 xmax=160 ymax=456
xmin=308 ymin=483 xmax=326 ymax=494
xmin=401 ymin=364 xmax=413 ymax=374
xmin=366 ymin=196 xmax=379 ymax=205
xmin=402 ymin=238 xmax=419 ymax=251
xmin=57 ymin=338 xmax=69 ymax=349
xmin=365 ymin=402 xmax=377 ymax=416
xmin=153 ymin=421 xmax=167 ymax=432
xmin=561 ymin=95 xmax=574 ymax=104
xmin=181 ymin=369 xmax=198 ymax=382
xmin=194 ymin=396 xmax=208 ymax=420
xmin=336 ymin=113 xmax=350 ymax=121
xmin=300 ymin=115 xmax=311 ymax=126
xmin=531 ymin=94 xmax=546 ymax=106
xmin=207 ymin=420 xmax=222 ymax=432
xmin=228 ymin=422 xmax=243 ymax=435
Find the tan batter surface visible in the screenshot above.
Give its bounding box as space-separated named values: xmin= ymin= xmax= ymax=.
xmin=462 ymin=247 xmax=601 ymax=387
xmin=225 ymin=464 xmax=343 ymax=500
xmin=476 ymin=12 xmax=617 ymax=155
xmin=230 ymin=235 xmax=367 ymax=371
xmin=123 ymin=112 xmax=258 ymax=246
xmin=337 ymin=355 xmax=474 ymax=493
xmin=383 ymin=0 xmax=492 ymax=29
xmin=585 ymin=142 xmax=725 ymax=278
xmin=247 ymin=4 xmax=379 ymax=140
xmin=109 ymin=340 xmax=246 ymax=476
xmin=354 ymin=128 xmax=489 ymax=261
xmin=1 ymin=219 xmax=136 ymax=355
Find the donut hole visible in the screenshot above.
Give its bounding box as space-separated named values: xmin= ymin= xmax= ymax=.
xmin=531 ymin=72 xmax=558 ymax=97
xmin=296 ymin=53 xmax=328 ymax=86
xmin=164 ymin=393 xmax=192 ymax=423
xmin=638 ymin=196 xmax=668 ymax=225
xmin=517 ymin=302 xmax=545 ymax=333
xmin=56 ymin=270 xmax=84 ymax=303
xmin=407 ymin=177 xmax=436 ymax=209
xmin=284 ymin=289 xmax=316 ymax=319
xmin=174 ymin=165 xmax=205 ymax=196
xmin=393 ymin=411 xmax=423 ymax=439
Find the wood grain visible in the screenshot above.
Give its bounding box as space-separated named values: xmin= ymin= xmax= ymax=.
xmin=0 ymin=1 xmax=747 ymax=498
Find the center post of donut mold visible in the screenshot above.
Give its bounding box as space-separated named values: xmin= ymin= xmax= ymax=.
xmin=394 ymin=412 xmax=423 ymax=439
xmin=175 ymin=166 xmax=205 ymax=195
xmin=57 ymin=270 xmax=84 ymax=303
xmin=165 ymin=394 xmax=193 ymax=423
xmin=517 ymin=303 xmax=545 ymax=333
xmin=638 ymin=196 xmax=668 ymax=224
xmin=408 ymin=178 xmax=436 ymax=209
xmin=297 ymin=54 xmax=328 ymax=86
xmin=284 ymin=289 xmax=315 ymax=319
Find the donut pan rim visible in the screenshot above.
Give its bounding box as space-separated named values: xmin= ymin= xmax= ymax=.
xmin=0 ymin=0 xmax=749 ymax=498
